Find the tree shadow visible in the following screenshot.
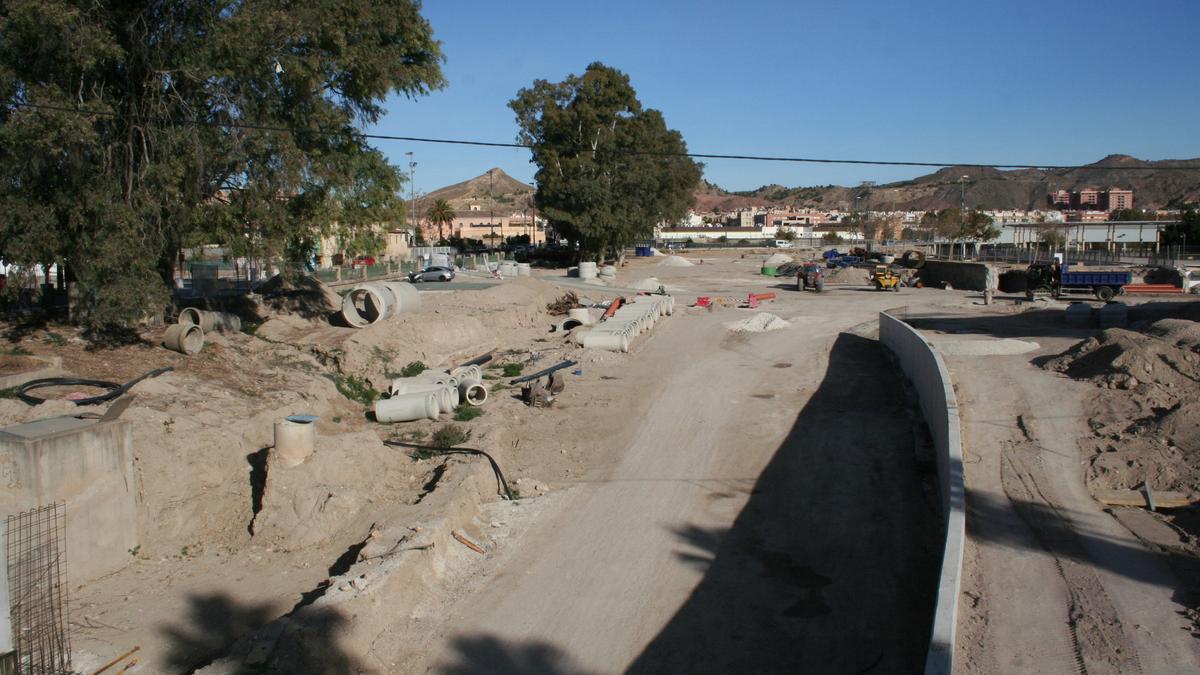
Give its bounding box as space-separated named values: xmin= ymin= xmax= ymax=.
xmin=626 ymin=332 xmax=942 ymax=674
xmin=436 ymin=635 xmax=586 ymax=675
xmin=159 ymin=592 xmax=362 ymax=672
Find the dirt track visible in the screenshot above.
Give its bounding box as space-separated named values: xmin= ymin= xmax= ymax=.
xmin=394 ymin=268 xmax=944 ymax=674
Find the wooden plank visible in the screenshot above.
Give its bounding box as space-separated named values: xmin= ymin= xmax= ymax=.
xmin=1094 ymin=488 xmax=1194 ymax=508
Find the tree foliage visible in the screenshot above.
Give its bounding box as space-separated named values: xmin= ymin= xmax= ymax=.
xmin=920 ymin=208 xmax=998 ymax=242
xmin=1161 ymin=208 xmax=1200 ymax=246
xmin=509 ymin=63 xmax=701 ymax=261
xmin=426 ymin=198 xmax=456 ymax=244
xmin=1039 ymin=228 xmax=1068 ymax=249
xmin=0 ymin=0 xmax=443 ymax=330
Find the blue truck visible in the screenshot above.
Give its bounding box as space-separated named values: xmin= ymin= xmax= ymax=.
xmin=1025 ymin=261 xmax=1131 ymax=301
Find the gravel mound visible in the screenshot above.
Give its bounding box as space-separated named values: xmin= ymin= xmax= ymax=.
xmin=631 ymin=277 xmax=664 ymax=291
xmin=726 ymin=313 xmax=791 ymax=333
xmin=764 ymin=253 xmax=793 ymax=266
xmin=658 ymin=255 xmax=694 ymax=268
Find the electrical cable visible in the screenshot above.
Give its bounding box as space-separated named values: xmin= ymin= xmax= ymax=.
xmin=383 ymin=439 xmax=515 ymax=500
xmin=10 ymin=101 xmax=1200 ymax=172
xmin=16 ymin=366 xmax=174 ymax=406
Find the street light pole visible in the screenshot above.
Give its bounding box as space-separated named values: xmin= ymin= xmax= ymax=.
xmin=406 ymin=151 xmax=417 ymax=244
xmin=959 ymin=175 xmax=969 ymax=258
xmin=488 ymin=169 xmax=495 ymax=250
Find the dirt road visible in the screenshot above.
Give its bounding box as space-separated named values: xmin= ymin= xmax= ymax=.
xmin=911 ymin=310 xmax=1200 ymax=674
xmin=401 ymin=279 xmax=942 ymax=673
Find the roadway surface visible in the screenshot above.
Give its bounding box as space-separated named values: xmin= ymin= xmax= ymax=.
xmin=403 ymin=269 xmax=944 ymax=674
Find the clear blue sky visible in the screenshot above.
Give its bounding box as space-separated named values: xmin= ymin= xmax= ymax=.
xmin=371 ymin=0 xmax=1200 ymax=196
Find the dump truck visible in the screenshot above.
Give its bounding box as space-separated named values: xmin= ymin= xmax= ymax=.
xmin=1025 ymin=261 xmax=1131 ymax=301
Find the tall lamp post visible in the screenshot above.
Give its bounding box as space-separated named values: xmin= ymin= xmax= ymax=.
xmin=406 ymin=152 xmax=417 ymax=244
xmin=488 ymin=169 xmax=496 ymax=250
xmin=959 ymin=175 xmax=969 ymax=257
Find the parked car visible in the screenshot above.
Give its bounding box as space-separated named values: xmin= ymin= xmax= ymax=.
xmin=407 ymin=265 xmax=455 ymax=283
xmin=773 ymin=240 xmax=794 ymax=248
xmin=352 ymin=255 xmax=376 ymax=267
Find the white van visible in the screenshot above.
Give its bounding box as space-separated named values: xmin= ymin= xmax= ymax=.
xmin=774 ymin=240 xmax=794 ymax=248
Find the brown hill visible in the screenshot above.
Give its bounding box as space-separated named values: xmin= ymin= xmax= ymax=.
xmin=423 ymin=168 xmax=534 ymax=215
xmin=704 ymin=155 xmax=1200 ymax=212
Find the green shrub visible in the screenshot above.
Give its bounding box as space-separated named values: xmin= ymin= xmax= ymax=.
xmin=431 ymin=424 xmax=470 ymax=449
xmin=501 ymin=363 xmax=524 ymax=377
xmin=399 ymin=361 xmax=428 ymax=377
xmin=5 ymin=345 xmax=33 ymax=356
xmin=328 ymin=374 xmax=378 ymax=406
xmin=453 ymin=406 xmax=484 ymax=422
xmin=44 ymin=332 xmax=67 ymax=347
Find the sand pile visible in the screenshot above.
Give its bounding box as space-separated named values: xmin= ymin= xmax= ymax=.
xmin=255 ymin=273 xmax=341 ymax=319
xmin=1044 ymin=325 xmax=1200 ymax=391
xmin=1046 ymin=318 xmax=1200 ymax=495
xmin=726 ymin=313 xmax=791 ymax=333
xmin=764 ymin=253 xmax=793 ymax=266
xmin=658 ymin=255 xmax=694 ymax=268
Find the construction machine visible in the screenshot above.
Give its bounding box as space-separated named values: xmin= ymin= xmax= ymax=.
xmin=872 ymin=265 xmax=902 ymax=292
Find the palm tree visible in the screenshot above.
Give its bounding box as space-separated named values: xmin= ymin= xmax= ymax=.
xmin=426 ymin=199 xmax=456 ymax=244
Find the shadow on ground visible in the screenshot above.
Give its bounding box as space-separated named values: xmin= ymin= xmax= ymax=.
xmin=159 ymin=592 xmax=361 ymax=672
xmin=436 ymin=332 xmax=943 ymax=674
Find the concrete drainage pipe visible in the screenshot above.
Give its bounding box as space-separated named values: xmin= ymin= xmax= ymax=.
xmin=273 ymin=418 xmax=316 ymax=468
xmin=375 ymin=391 xmax=441 ymax=422
xmin=581 ymin=331 xmax=630 ymax=352
xmin=341 ymin=281 xmax=422 ymax=328
xmin=178 ymin=308 xmax=242 ymax=333
xmin=567 ymin=308 xmax=592 ymax=326
xmin=449 ymin=365 xmax=483 ymax=382
xmin=458 ymin=377 xmax=488 ymax=406
xmin=162 ymin=323 xmax=204 ymax=354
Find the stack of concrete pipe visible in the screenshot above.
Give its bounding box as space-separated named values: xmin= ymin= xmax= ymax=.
xmin=374 ymin=364 xmax=488 ymax=423
xmin=341 ymin=281 xmax=421 ymax=328
xmin=516 ymin=263 xmax=532 ymax=277
xmin=498 ymin=261 xmax=518 ymax=278
xmin=575 ymin=294 xmax=674 ymax=352
xmin=164 ymin=307 xmax=243 ymax=354
xmin=599 ymin=265 xmax=616 ymax=280
xmin=578 ymin=261 xmax=598 ymax=281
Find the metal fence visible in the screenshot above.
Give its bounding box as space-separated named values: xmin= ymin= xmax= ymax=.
xmin=4 ymin=504 xmax=71 ymax=675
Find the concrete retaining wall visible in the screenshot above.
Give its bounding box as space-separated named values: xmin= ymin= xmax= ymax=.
xmin=920 ymin=260 xmax=996 ymax=291
xmin=879 ymin=311 xmax=965 ymax=675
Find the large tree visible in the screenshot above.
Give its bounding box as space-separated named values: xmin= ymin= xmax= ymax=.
xmin=426 ymin=198 xmax=456 ymax=244
xmin=510 ymin=63 xmax=700 ymax=261
xmin=0 ymin=0 xmax=443 ymax=330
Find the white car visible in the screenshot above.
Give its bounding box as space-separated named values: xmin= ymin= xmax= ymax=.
xmin=774 ymin=240 xmax=794 ymax=248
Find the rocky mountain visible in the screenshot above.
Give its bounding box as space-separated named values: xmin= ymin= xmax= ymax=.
xmin=423 ymin=168 xmax=534 ymax=215
xmin=697 ymin=155 xmax=1200 ymax=212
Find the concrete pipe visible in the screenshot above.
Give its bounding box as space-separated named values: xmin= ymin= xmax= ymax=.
xmin=389 ymin=380 xmax=446 ymax=397
xmin=567 ymin=308 xmax=592 ymax=326
xmin=450 ymin=365 xmax=483 ymax=383
xmin=162 ymin=323 xmax=204 ymax=355
xmin=382 ymin=281 xmax=422 ymax=314
xmin=578 ymin=262 xmax=598 ymax=280
xmin=581 ymin=331 xmax=629 ymax=353
xmin=458 ymin=377 xmax=488 ymax=406
xmin=599 ymin=265 xmax=616 ymax=278
xmin=516 ymin=263 xmax=532 ymax=277
xmin=273 ymin=418 xmax=316 ymax=468
xmin=341 ymin=283 xmax=393 ymax=327
xmin=375 ymin=391 xmax=441 ymax=423
xmin=178 ymin=308 xmax=242 ymax=333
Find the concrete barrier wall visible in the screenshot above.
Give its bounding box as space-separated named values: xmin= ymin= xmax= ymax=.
xmin=879 ymin=311 xmax=965 ymax=675
xmin=920 ymin=260 xmax=996 ymax=291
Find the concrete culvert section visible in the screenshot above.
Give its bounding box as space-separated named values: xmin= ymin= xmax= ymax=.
xmin=162 ymin=323 xmax=204 ymax=354
xmin=340 ymin=281 xmax=422 ymax=327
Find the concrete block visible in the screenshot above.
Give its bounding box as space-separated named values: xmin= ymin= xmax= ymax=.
xmin=0 ymin=417 xmax=137 ymax=584
xmin=0 ymin=355 xmax=63 ymax=390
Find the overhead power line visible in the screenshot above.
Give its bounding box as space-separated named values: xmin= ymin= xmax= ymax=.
xmin=10 ymin=101 xmax=1200 ymax=172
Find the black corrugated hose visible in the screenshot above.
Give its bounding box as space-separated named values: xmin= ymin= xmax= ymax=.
xmin=16 ymin=366 xmax=174 ymax=406
xmin=383 ymin=440 xmax=515 ymax=501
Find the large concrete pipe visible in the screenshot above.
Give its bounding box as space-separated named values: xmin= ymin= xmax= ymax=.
xmin=162 ymin=323 xmax=204 ymax=355
xmin=341 ymin=281 xmax=422 ymax=328
xmin=458 ymin=377 xmax=488 ymax=406
xmin=375 ymin=391 xmax=441 ymax=423
xmin=567 ymin=308 xmax=593 ymax=326
xmin=273 ymin=418 xmax=316 ymax=467
xmin=599 ymin=265 xmax=616 ymax=278
xmin=581 ymin=331 xmax=630 ymax=352
xmin=178 ymin=308 xmax=242 ymax=333
xmin=516 ymin=263 xmax=532 ymax=277
xmin=578 ymin=262 xmax=598 ymax=280
xmin=449 ymin=365 xmax=483 ymax=383
xmin=381 ymin=281 xmax=422 ymax=314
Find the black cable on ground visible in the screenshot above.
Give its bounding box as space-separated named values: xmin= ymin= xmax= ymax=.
xmin=383 ymin=440 xmax=516 ymax=501
xmin=17 ymin=366 xmax=174 ymax=406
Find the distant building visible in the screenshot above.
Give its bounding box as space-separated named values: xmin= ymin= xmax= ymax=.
xmin=1048 ymin=187 xmax=1133 ymax=213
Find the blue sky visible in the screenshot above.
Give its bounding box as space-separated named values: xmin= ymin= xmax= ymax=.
xmin=371 ymin=0 xmax=1200 ymax=196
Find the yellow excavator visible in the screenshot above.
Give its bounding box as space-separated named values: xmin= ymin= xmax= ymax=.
xmin=872 ymin=265 xmax=902 ymax=292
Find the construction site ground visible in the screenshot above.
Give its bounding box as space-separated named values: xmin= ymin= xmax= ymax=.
xmin=2 ymin=250 xmax=1198 ymax=673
